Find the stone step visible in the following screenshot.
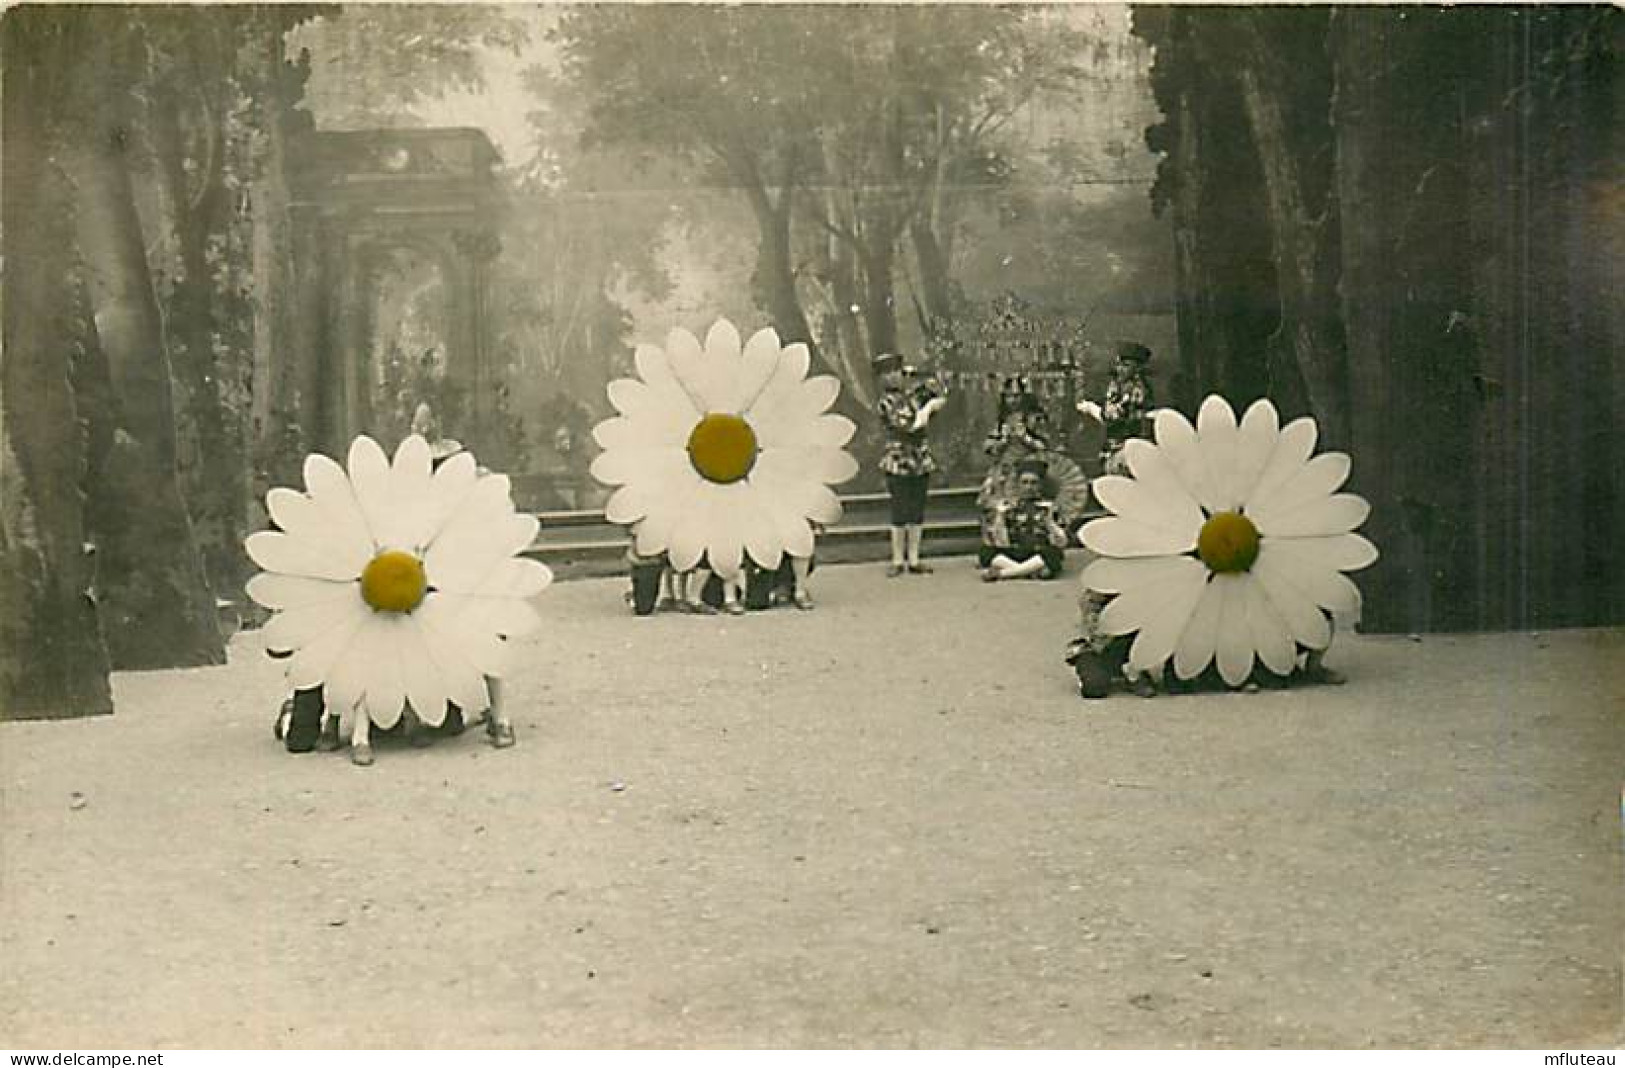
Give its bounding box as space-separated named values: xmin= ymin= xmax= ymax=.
xmin=527 ymin=485 xmax=1102 ymax=579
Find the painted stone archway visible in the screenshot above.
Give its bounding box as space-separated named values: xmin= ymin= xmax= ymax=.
xmin=288 ymin=128 xmax=504 ymax=456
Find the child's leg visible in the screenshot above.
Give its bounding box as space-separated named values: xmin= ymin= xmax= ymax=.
xmin=790 ymin=555 xmax=814 ymax=608
xmin=1001 ymin=553 xmax=1047 ymax=580
xmin=685 ymin=568 xmax=718 ymax=613
xmin=350 ymin=713 xmax=373 ymax=767
xmin=485 ymin=677 xmax=515 ymax=747
xmin=721 ymin=573 xmax=745 ymax=614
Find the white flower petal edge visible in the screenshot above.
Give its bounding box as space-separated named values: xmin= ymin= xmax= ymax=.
xmin=590 ymin=318 xmax=857 ymax=579
xmin=1079 ymin=396 xmax=1377 ymax=686
xmin=248 ymin=433 xmax=547 ymax=731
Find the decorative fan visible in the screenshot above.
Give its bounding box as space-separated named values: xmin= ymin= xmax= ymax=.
xmin=1038 ymin=450 xmax=1092 ymax=524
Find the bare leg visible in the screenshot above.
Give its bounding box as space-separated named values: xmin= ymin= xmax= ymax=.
xmin=888 ymin=527 xmax=906 ymax=575
xmin=983 ymin=552 xmax=1025 ymax=581
xmin=685 ymin=568 xmax=718 ymax=613
xmin=905 ymin=524 xmax=931 ymax=572
xmin=350 ymin=714 xmax=373 ymax=767
xmin=1000 ymin=554 xmax=1047 ymax=580
xmin=790 ymin=555 xmax=814 ymax=609
xmin=486 ymin=677 xmax=515 ymax=747
xmin=721 ymin=573 xmax=745 ymax=615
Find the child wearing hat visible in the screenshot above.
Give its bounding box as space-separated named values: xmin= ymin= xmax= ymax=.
xmin=980 ymin=457 xmax=1069 ymax=581
xmin=1097 ymin=342 xmax=1154 ymax=475
xmin=874 ymin=352 xmax=947 ymax=577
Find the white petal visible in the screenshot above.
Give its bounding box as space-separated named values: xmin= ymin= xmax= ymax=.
xmin=1249 ymin=451 xmax=1352 ymax=521
xmin=632 ymin=476 xmax=698 ymax=559
xmin=422 ymin=594 xmax=512 ymax=678
xmin=246 ymin=572 xmax=353 ymax=611
xmin=382 ymin=435 xmax=435 ymax=551
xmin=1153 ymin=408 xmax=1218 ymax=512
xmin=398 ymin=615 xmax=451 ymax=727
xmin=263 ymin=593 xmax=363 ymax=653
xmin=415 ymin=597 xmax=492 ymax=712
xmin=470 ymin=557 xmax=553 ymax=599
xmin=605 ymin=478 xmax=682 ymax=526
xmin=1125 ymin=561 xmax=1210 ymax=676
xmin=665 ymin=326 xmax=711 ymax=411
xmin=591 ymin=445 xmax=689 ymax=487
xmin=1256 ymin=539 xmax=1364 ymax=615
xmin=266 ymin=488 xmax=319 ymax=538
xmin=358 ymin=614 xmax=406 ymax=730
xmin=756 ymin=444 xmax=858 ymax=488
xmin=1254 ymin=493 xmax=1371 ymax=539
xmin=301 ymin=454 xmax=378 ymax=563
xmin=346 ymin=436 xmax=393 ymax=548
xmin=737 ymin=327 xmax=783 ymax=413
xmin=1267 ymin=532 xmax=1378 ymax=573
xmin=705 ymin=485 xmax=747 ymax=579
xmin=322 ymin=621 xmax=369 ymax=721
xmin=701 ymin=318 xmax=745 ymax=412
xmin=633 ymin=343 xmax=702 ymax=437
xmin=1173 ymin=573 xmax=1224 ymax=681
xmin=1119 ymin=439 xmax=1206 ymax=530
xmin=774 ymin=509 xmax=815 ymax=561
xmin=417 ymin=451 xmax=479 ymax=549
xmin=1079 ymin=516 xmax=1197 ymax=558
xmin=1243 ymin=416 xmax=1318 ymax=513
xmin=740 ymin=495 xmax=784 ymax=570
xmin=606 ymin=377 xmax=654 ymax=419
xmin=1213 ymin=575 xmax=1255 ymax=686
xmin=1241 ymin=575 xmax=1297 ymax=677
xmin=1232 ymin=399 xmax=1280 ymax=507
xmin=1091 ymin=473 xmax=1204 ymax=543
xmin=1080 ymin=554 xmax=1200 ymax=595
xmin=429 ymin=508 xmax=535 ymax=595
xmin=1196 ymin=395 xmax=1242 ymax=511
xmin=246 ymin=531 xmax=359 ymax=583
xmin=1251 ymin=553 xmax=1334 ymax=650
xmin=1098 ymin=554 xmax=1208 ymax=636
xmin=593 ymin=415 xmax=655 ymax=453
xmin=666 ymin=485 xmax=717 ymax=572
xmin=283 ymin=603 xmax=367 ymax=692
xmin=747 ymin=345 xmax=815 ymax=431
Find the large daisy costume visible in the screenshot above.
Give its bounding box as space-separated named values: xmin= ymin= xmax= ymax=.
xmin=247 ymin=434 xmax=550 ymax=733
xmin=591 ymin=319 xmax=859 ymax=578
xmin=1079 ymin=396 xmax=1377 ymax=687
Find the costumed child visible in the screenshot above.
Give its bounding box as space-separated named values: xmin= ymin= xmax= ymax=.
xmin=1063 ymin=588 xmax=1159 ymax=699
xmin=980 ymin=458 xmax=1070 ymax=582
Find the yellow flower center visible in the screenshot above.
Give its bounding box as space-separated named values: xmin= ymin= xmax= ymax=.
xmin=686 ymin=412 xmax=758 ymax=484
xmin=1197 ymin=511 xmax=1261 ymax=574
xmin=360 ymin=550 xmax=428 ymax=613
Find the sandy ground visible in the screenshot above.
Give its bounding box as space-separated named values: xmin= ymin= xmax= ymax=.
xmin=2 ymin=559 xmax=1622 ymax=1049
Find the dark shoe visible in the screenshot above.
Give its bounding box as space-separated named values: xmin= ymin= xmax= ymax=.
xmin=1132 ymin=675 xmax=1158 ymax=698
xmin=284 ymin=688 xmax=324 ymax=753
xmin=317 ymin=716 xmax=342 ymax=751
xmin=1075 ymin=657 xmax=1114 ymax=699
xmin=886 ymin=564 xmax=906 ymax=578
xmin=906 ymin=562 xmax=933 ymax=574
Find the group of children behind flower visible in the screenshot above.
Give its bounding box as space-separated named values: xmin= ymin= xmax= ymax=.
xmin=624 ymin=545 xmax=817 ymax=617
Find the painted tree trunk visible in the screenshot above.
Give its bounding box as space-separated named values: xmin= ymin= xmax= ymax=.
xmin=58 ymin=25 xmax=226 ymax=670
xmin=1233 ymin=38 xmax=1349 ymax=449
xmin=0 ymin=11 xmax=114 ymax=720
